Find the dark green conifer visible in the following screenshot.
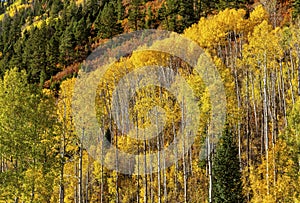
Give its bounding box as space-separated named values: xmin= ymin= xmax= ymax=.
xmin=95 ymin=2 xmax=122 ymax=39
xmin=128 ymin=0 xmax=145 ymax=31
xmin=212 ymin=125 xmax=244 ymax=203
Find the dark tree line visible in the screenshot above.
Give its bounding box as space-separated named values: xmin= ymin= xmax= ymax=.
xmin=0 ymin=0 xmax=254 ymax=84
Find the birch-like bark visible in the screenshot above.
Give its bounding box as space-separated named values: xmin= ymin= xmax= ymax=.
xmin=156 ymin=110 xmax=161 ymax=203
xmin=208 ymin=135 xmax=213 ymax=203
xmin=263 ymin=52 xmax=269 ymax=195
xmin=181 ymin=98 xmax=187 ymax=203
xmin=78 ymin=128 xmax=84 ymax=203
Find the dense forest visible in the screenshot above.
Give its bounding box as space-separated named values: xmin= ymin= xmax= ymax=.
xmin=1 ymin=0 xmax=300 ymax=202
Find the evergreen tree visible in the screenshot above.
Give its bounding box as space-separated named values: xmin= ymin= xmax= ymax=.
xmin=59 ymin=23 xmax=76 ymax=66
xmin=116 ymin=0 xmax=124 ymax=21
xmin=145 ymin=6 xmax=154 ymax=29
xmin=74 ymin=17 xmax=88 ymax=45
xmin=128 ymin=0 xmax=145 ymax=31
xmin=158 ymin=0 xmax=178 ymax=31
xmin=84 ymin=0 xmax=104 ymax=21
xmin=66 ymin=0 xmax=79 ymax=22
xmin=50 ymin=0 xmax=63 ymax=17
xmin=46 ymin=34 xmax=60 ymax=77
xmin=9 ymin=14 xmax=22 ymax=50
xmin=212 ymin=125 xmax=244 ymax=203
xmin=22 ymin=23 xmax=49 ymax=83
xmin=95 ymin=2 xmax=122 ymax=39
xmin=178 ymin=0 xmax=195 ymax=32
xmin=9 ymin=38 xmax=24 ymax=70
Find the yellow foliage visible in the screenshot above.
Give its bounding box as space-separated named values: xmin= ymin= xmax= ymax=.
xmin=22 ymin=16 xmax=60 ymax=33
xmin=0 ymin=0 xmax=30 ymax=21
xmin=248 ymin=4 xmax=269 ymax=29
xmin=243 ymin=20 xmax=283 ymax=74
xmin=249 ymin=139 xmax=299 ymax=203
xmin=184 ymin=8 xmax=247 ymax=48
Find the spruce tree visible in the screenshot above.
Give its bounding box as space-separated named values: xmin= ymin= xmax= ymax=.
xmin=50 ymin=0 xmax=63 ymax=17
xmin=212 ymin=125 xmax=244 ymax=203
xmin=116 ymin=0 xmax=124 ymax=21
xmin=84 ymin=0 xmax=103 ymax=21
xmin=178 ymin=0 xmax=195 ymax=32
xmin=95 ymin=2 xmax=122 ymax=39
xmin=9 ymin=38 xmax=24 ymax=70
xmin=74 ymin=17 xmax=88 ymax=45
xmin=158 ymin=0 xmax=178 ymax=31
xmin=128 ymin=0 xmax=145 ymax=31
xmin=59 ymin=23 xmax=76 ymax=66
xmin=46 ymin=34 xmax=60 ymax=76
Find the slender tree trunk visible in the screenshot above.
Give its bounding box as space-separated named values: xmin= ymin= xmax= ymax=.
xmin=271 ymin=70 xmax=277 ymax=201
xmin=208 ymin=135 xmax=213 ymax=203
xmin=172 ymin=121 xmax=178 ymax=200
xmin=232 ymin=31 xmax=242 ymax=171
xmin=162 ymin=133 xmax=167 ymax=202
xmin=136 ymin=114 xmax=140 ymax=203
xmin=181 ymin=98 xmax=187 ymax=203
xmin=263 ymin=53 xmax=269 ymax=195
xmin=59 ymin=102 xmax=67 ymax=203
xmin=78 ymin=128 xmax=84 ymax=203
xmin=59 ymin=154 xmax=65 ymax=203
xmin=250 ymin=72 xmax=259 ymax=140
xmin=279 ymin=60 xmax=288 ymax=127
xmin=234 ymin=67 xmax=242 ymax=171
xmin=115 ymin=129 xmax=119 ymax=203
xmin=156 ymin=111 xmax=161 ymax=203
xmin=143 ymin=128 xmax=148 ymax=203
xmin=149 ymin=141 xmax=154 ymax=203
xmin=85 ymin=157 xmax=90 ymax=203
xmin=189 ymin=148 xmax=193 ymax=176
xmin=101 ymin=128 xmax=104 ymax=203
xmin=75 ymin=162 xmax=78 ymax=203
xmin=246 ymin=69 xmax=251 ymax=202
xmin=287 ymin=63 xmax=295 ymax=105
xmin=113 ymin=75 xmax=120 ymax=203
xmin=296 ymin=46 xmax=300 ymax=95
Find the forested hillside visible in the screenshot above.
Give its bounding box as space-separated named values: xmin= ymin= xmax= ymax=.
xmin=0 ymin=0 xmax=300 ymax=202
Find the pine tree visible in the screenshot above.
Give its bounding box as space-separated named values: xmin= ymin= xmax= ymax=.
xmin=46 ymin=33 xmax=60 ymax=76
xmin=116 ymin=0 xmax=124 ymax=21
xmin=74 ymin=17 xmax=88 ymax=45
xmin=212 ymin=125 xmax=244 ymax=203
xmin=59 ymin=23 xmax=76 ymax=66
xmin=145 ymin=6 xmax=154 ymax=29
xmin=158 ymin=0 xmax=178 ymax=31
xmin=178 ymin=0 xmax=196 ymax=32
xmin=84 ymin=0 xmax=103 ymax=21
xmin=50 ymin=0 xmax=63 ymax=17
xmin=95 ymin=2 xmax=122 ymax=39
xmin=128 ymin=0 xmax=145 ymax=31
xmin=22 ymin=22 xmax=50 ymax=83
xmin=9 ymin=38 xmax=24 ymax=70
